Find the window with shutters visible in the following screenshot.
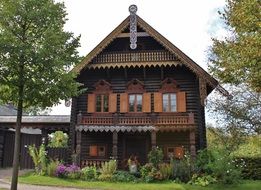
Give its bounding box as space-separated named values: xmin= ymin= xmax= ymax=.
xmin=96 ymin=94 xmax=109 ymax=112
xmin=165 ymin=146 xmax=184 ymax=159
xmin=129 ymin=94 xmax=142 ymax=112
xmin=163 ymin=93 xmax=177 ymax=112
xmin=89 ymin=145 xmax=106 ymax=157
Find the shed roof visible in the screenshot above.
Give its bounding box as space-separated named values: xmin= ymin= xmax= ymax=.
xmin=0 ymin=115 xmax=70 ymax=123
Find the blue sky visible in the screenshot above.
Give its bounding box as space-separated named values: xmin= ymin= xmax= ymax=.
xmin=51 ymin=0 xmax=227 ymax=115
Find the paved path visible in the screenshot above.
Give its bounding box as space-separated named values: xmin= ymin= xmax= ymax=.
xmin=0 ymin=168 xmax=96 ymax=190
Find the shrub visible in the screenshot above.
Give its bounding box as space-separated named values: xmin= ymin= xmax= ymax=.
xmin=56 ymin=164 xmax=67 ymax=178
xmin=98 ymin=160 xmax=117 ymax=181
xmin=140 ymin=163 xmax=162 ymax=182
xmin=140 ymin=163 xmax=154 ymax=179
xmin=148 ymin=147 xmax=163 ymax=167
xmin=28 ymin=144 xmax=47 ymax=175
xmin=195 ymin=149 xmax=215 ymax=174
xmin=46 ymin=159 xmax=60 ymax=177
xmin=209 ymin=152 xmax=242 ymax=184
xmin=172 ymin=153 xmax=194 ymax=183
xmin=112 ymin=171 xmax=137 ymax=182
xmin=188 ymin=174 xmax=217 ymax=187
xmin=159 ymin=163 xmax=173 ymax=180
xmin=235 ymin=157 xmax=261 ymax=180
xmin=81 ymin=166 xmax=97 ymax=180
xmin=66 ymin=164 xmax=81 ymax=179
xmin=196 ymin=149 xmax=242 ymax=185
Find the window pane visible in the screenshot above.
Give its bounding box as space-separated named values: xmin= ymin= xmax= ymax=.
xmin=103 ymin=95 xmax=109 ymax=112
xmin=163 ymin=94 xmax=169 ymax=112
xmin=170 ymin=93 xmax=177 ymax=112
xmin=129 ymin=95 xmax=135 ymax=112
xmin=96 ymin=95 xmax=101 ymax=112
xmin=136 ymin=94 xmax=142 ymax=112
xmin=98 ymin=146 xmax=105 ymax=157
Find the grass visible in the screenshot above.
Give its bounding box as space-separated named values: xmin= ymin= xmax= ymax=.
xmin=19 ymin=173 xmax=261 ymax=190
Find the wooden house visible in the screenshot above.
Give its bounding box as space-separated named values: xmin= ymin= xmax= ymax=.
xmin=69 ymin=7 xmax=226 ymax=168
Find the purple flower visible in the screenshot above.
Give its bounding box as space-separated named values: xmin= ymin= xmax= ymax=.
xmin=66 ymin=164 xmax=80 ymax=173
xmin=56 ymin=164 xmax=67 ymax=177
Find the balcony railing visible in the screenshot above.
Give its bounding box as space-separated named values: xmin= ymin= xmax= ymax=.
xmin=91 ymin=50 xmax=177 ymax=64
xmin=78 ymin=113 xmax=194 ymax=126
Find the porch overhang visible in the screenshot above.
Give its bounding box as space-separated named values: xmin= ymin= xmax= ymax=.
xmin=76 ymin=125 xmax=156 ymax=132
xmin=75 ymin=124 xmax=195 ymax=133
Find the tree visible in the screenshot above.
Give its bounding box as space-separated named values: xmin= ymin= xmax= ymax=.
xmin=0 ymin=1 xmax=81 ymax=189
xmin=209 ymin=0 xmax=261 ymax=92
xmin=208 ymin=0 xmax=261 ymax=138
xmin=208 ymin=85 xmax=261 ymax=134
xmin=48 ymin=131 xmax=68 ymax=148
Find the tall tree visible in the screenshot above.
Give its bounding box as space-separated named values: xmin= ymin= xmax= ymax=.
xmin=209 ymin=0 xmax=261 ymax=92
xmin=0 ymin=1 xmax=81 ymax=189
xmin=208 ymin=85 xmax=261 ymax=134
xmin=208 ymin=0 xmax=261 ymax=136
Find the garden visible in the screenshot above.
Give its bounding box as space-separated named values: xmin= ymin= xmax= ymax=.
xmin=21 ymin=142 xmax=261 ymax=190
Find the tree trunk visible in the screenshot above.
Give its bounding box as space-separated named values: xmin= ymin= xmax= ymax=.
xmin=10 ymin=92 xmax=23 ymax=190
xmin=11 ymin=60 xmax=24 ymax=190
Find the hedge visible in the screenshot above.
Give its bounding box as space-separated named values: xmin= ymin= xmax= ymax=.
xmin=235 ymin=157 xmax=261 ymax=180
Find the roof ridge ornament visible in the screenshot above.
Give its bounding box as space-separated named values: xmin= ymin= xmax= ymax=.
xmin=129 ymin=5 xmax=138 ymax=49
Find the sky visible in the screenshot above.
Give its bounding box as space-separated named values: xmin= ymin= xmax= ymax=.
xmin=50 ymin=0 xmax=227 ymax=115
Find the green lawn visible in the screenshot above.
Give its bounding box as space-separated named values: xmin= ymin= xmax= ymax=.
xmin=19 ymin=174 xmax=261 ymax=190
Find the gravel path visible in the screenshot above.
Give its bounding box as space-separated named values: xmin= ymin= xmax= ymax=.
xmin=0 ymin=168 xmax=96 ymax=190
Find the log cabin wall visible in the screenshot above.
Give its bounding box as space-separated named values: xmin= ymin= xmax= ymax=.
xmin=73 ymin=65 xmax=205 ymax=156
xmin=80 ymin=131 xmax=112 ymax=167
xmin=157 ymin=131 xmax=190 ymax=158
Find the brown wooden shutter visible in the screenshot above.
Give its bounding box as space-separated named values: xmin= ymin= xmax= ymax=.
xmin=120 ymin=93 xmax=128 ymax=113
xmin=175 ymin=147 xmax=184 ymax=159
xmin=109 ymin=93 xmax=117 ymax=113
xmin=154 ymin=92 xmax=162 ymax=112
xmin=177 ymin=91 xmax=186 ymax=112
xmin=89 ymin=145 xmax=98 ymax=156
xmin=142 ymin=93 xmax=151 ymax=113
xmin=87 ymin=94 xmax=95 ymax=113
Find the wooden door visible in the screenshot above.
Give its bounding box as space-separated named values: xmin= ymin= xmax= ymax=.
xmin=124 ymin=134 xmax=149 ymax=165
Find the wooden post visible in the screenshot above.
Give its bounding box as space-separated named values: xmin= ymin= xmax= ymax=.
xmin=151 ymin=131 xmax=156 ymax=149
xmin=41 ymin=129 xmax=48 ymax=146
xmin=112 ymin=131 xmax=118 ymax=159
xmin=189 ymin=130 xmax=196 ymax=158
xmin=75 ymin=131 xmax=82 ymax=165
xmin=77 ymin=111 xmax=82 ymax=125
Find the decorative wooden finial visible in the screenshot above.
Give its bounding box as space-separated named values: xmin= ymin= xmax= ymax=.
xmin=129 ymin=5 xmax=138 ymax=49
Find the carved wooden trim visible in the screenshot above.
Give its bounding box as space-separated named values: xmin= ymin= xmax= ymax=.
xmin=93 ymin=80 xmax=112 ymax=94
xmin=190 ymin=130 xmax=196 ymax=157
xmin=126 ymin=79 xmax=145 ymax=93
xmin=159 ymin=78 xmax=180 ymax=93
xmin=151 ymin=131 xmax=156 ymax=149
xmin=112 ymin=131 xmax=118 ymax=159
xmin=199 ymin=77 xmax=207 ymax=106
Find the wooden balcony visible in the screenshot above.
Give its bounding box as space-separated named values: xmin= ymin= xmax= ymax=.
xmin=78 ymin=113 xmax=194 ymax=126
xmin=91 ymin=50 xmax=177 ymax=64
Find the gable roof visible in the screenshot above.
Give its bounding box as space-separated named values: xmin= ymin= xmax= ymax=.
xmin=73 ymin=15 xmax=228 ymax=96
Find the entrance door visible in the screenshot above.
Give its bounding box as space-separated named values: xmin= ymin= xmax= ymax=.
xmin=125 ymin=135 xmax=149 ymax=165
